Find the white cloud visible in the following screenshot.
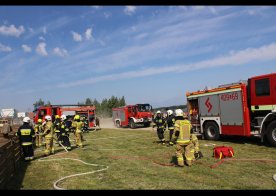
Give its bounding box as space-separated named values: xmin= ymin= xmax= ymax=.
xmin=72 ymin=31 xmax=82 ymax=42
xmin=104 ymin=12 xmax=111 ymax=19
xmin=39 ymin=36 xmax=45 ymax=41
xmin=36 ymin=42 xmax=48 ymax=56
xmin=57 ymin=43 xmax=276 ymax=88
xmin=91 ymin=6 xmax=101 ymax=9
xmin=85 ymin=28 xmax=93 ymax=40
xmin=0 ymin=24 xmax=25 ymax=37
xmin=53 ymin=47 xmax=68 ymax=57
xmin=0 ymin=43 xmax=12 ymax=52
xmin=124 ymin=6 xmax=136 ymax=15
xmin=22 ymin=44 xmax=32 ymax=52
xmin=42 ymin=26 xmax=47 ymax=34
xmin=191 ymin=6 xmax=205 ymax=11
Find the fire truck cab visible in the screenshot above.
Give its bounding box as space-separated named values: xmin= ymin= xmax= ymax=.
xmin=186 ymin=73 xmax=276 ymax=147
xmin=112 ymin=104 xmax=153 ymax=129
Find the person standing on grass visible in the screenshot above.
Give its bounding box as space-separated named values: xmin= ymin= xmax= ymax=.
xmin=71 ymin=115 xmax=84 ymax=148
xmin=16 ymin=117 xmax=36 ymax=161
xmin=152 ymin=111 xmax=166 ymax=145
xmin=166 ymin=110 xmax=176 ymax=146
xmin=60 ymin=114 xmax=71 ymax=151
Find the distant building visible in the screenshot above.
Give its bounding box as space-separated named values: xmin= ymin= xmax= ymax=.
xmin=17 ymin=112 xmax=27 ymax=118
xmin=1 ymin=109 xmax=15 ymax=118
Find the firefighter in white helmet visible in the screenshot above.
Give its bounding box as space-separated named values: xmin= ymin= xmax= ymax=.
xmin=60 ymin=114 xmax=71 ymax=150
xmin=16 ymin=117 xmax=35 ymax=161
xmin=173 ymin=109 xmax=197 ymax=166
xmin=152 ymin=111 xmax=166 ymax=145
xmin=166 ymin=110 xmax=176 ymax=146
xmin=42 ymin=115 xmax=54 ymax=156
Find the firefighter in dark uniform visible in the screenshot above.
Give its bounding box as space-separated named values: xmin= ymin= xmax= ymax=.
xmin=166 ymin=110 xmax=176 ymax=146
xmin=60 ymin=115 xmax=71 ymax=150
xmin=152 ymin=111 xmax=166 ymax=145
xmin=16 ymin=117 xmax=35 ymax=161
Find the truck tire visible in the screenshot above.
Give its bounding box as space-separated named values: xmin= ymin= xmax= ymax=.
xmin=204 ymin=121 xmax=220 ymax=140
xmin=266 ymin=121 xmax=276 ymax=147
xmin=116 ymin=120 xmax=121 ymax=128
xmin=144 ymin=122 xmax=151 ymax=127
xmin=130 ymin=119 xmax=136 ymax=129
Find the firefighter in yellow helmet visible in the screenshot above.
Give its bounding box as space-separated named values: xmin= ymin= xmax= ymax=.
xmin=42 ymin=115 xmax=54 ymax=156
xmin=54 ymin=115 xmax=62 ymax=145
xmin=71 ymin=115 xmax=84 ymax=148
xmin=34 ymin=118 xmax=43 ymax=147
xmin=173 ymin=109 xmax=198 ymax=166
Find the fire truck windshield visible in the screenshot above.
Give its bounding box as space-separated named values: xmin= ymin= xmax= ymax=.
xmin=137 ymin=104 xmax=152 ymax=112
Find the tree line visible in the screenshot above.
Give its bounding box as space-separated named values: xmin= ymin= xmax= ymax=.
xmin=77 ymin=96 xmax=126 ymax=118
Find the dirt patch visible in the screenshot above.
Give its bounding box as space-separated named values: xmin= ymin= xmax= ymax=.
xmin=99 ymin=118 xmax=152 ymax=130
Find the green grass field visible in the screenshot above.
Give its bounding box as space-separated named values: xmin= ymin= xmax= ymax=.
xmin=6 ymin=128 xmax=276 ymax=190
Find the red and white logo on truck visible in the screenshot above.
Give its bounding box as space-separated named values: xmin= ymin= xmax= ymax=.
xmin=205 ymin=97 xmax=213 ymax=113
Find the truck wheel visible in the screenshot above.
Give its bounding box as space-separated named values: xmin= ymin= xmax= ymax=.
xmin=266 ymin=121 xmax=276 ymax=147
xmin=116 ymin=121 xmax=121 ymax=128
xmin=130 ymin=119 xmax=136 ymax=129
xmin=144 ymin=122 xmax=150 ymax=127
xmin=204 ymin=121 xmax=220 ymax=140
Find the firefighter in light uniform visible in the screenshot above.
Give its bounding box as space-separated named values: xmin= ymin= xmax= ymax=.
xmin=173 ymin=109 xmax=196 ymax=166
xmin=34 ymin=118 xmax=43 ymax=147
xmin=16 ymin=117 xmax=35 ymax=161
xmin=60 ymin=115 xmax=71 ymax=150
xmin=166 ymin=110 xmax=176 ymax=146
xmin=54 ymin=115 xmax=62 ymax=145
xmin=42 ymin=115 xmax=54 ymax=156
xmin=71 ymin=115 xmax=84 ymax=148
xmin=152 ymin=111 xmax=166 ymax=145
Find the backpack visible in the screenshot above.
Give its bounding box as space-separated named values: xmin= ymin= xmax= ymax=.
xmin=213 ymin=146 xmax=234 ymax=159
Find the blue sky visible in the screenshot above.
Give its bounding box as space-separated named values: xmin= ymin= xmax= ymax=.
xmin=0 ymin=6 xmax=276 ymax=112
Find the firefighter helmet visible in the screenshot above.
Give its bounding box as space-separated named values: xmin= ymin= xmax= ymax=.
xmin=74 ymin=115 xmax=80 ymax=120
xmin=38 ymin=119 xmax=42 ymax=123
xmin=61 ymin=115 xmax=66 ymax=121
xmin=45 ymin=115 xmax=52 ymax=121
xmin=175 ymin=109 xmax=184 ymax=117
xmin=23 ymin=117 xmax=31 ymax=123
xmin=167 ymin=110 xmax=173 ymax=116
xmin=156 ymin=111 xmax=161 ymax=114
xmin=55 ymin=115 xmax=60 ymax=119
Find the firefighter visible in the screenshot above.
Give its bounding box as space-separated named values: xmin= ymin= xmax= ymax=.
xmin=60 ymin=115 xmax=71 ymax=150
xmin=42 ymin=115 xmax=54 ymax=156
xmin=82 ymin=116 xmax=89 ymax=133
xmin=16 ymin=117 xmax=35 ymax=161
xmin=152 ymin=111 xmax=166 ymax=145
xmin=34 ymin=118 xmax=43 ymax=148
xmin=173 ymin=109 xmax=196 ymax=167
xmin=166 ymin=110 xmax=176 ymax=146
xmin=71 ymin=115 xmax=84 ymax=148
xmin=54 ymin=115 xmax=62 ymax=145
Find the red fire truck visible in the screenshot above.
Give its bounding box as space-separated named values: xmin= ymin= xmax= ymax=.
xmin=112 ymin=104 xmax=153 ymax=129
xmin=33 ymin=105 xmax=97 ymax=128
xmin=186 ymin=73 xmax=276 ymax=147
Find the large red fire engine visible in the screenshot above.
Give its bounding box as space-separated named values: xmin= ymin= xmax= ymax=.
xmin=186 ymin=73 xmax=276 ymax=147
xmin=33 ymin=105 xmax=97 ymax=128
xmin=112 ymin=104 xmax=153 ymax=129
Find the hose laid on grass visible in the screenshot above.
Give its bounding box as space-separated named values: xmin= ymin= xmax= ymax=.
xmin=38 ymin=152 xmax=109 ymax=190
